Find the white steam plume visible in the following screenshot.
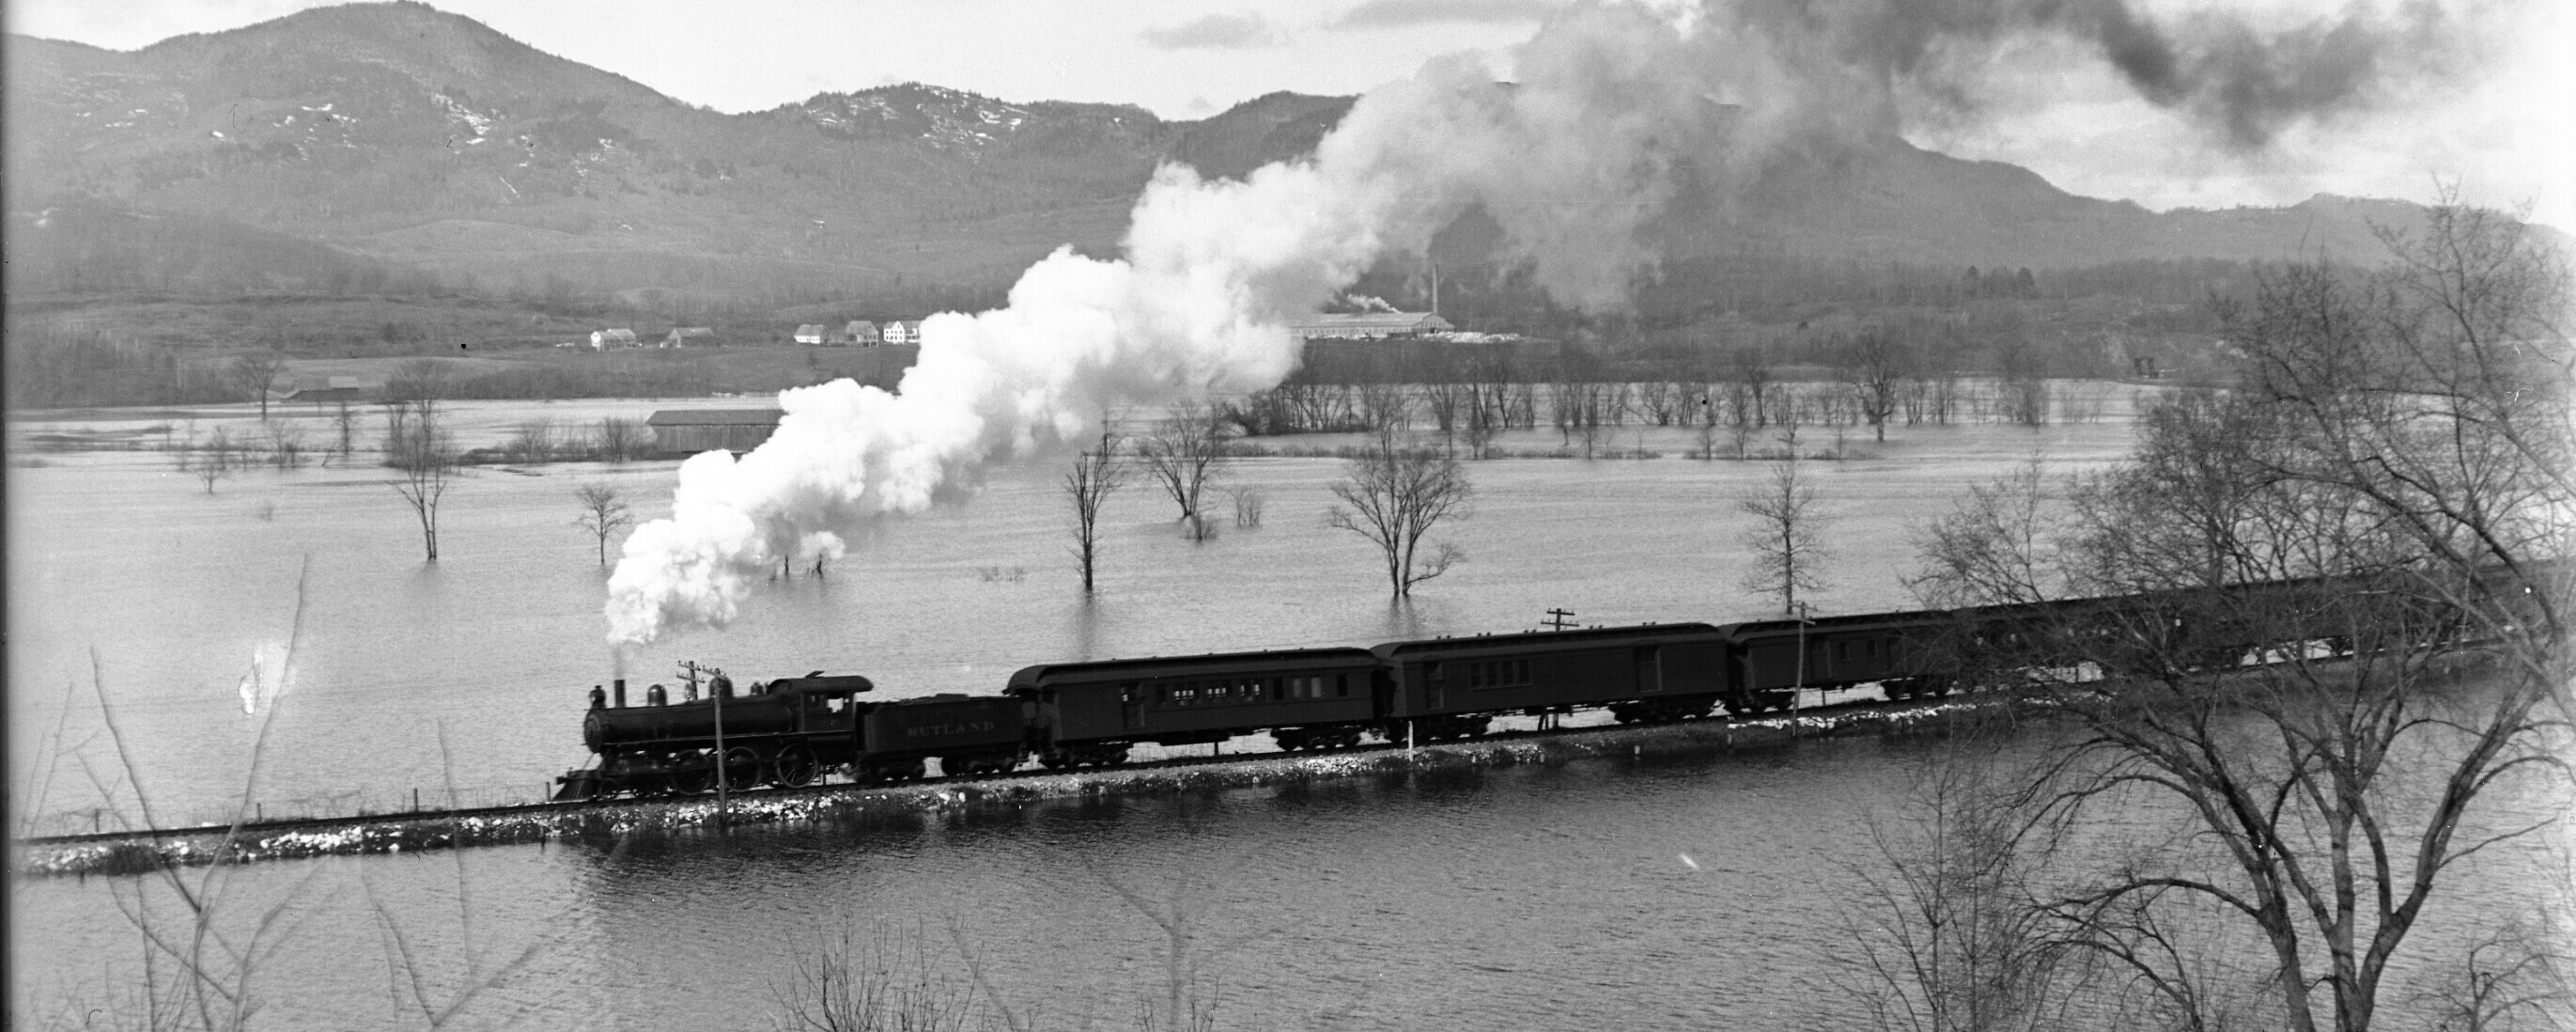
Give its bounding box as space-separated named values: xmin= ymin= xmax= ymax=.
xmin=603 ymin=6 xmax=1727 ymax=647
xmin=604 ymin=0 xmax=2490 ymax=646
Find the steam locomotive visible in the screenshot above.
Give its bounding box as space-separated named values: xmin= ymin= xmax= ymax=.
xmin=554 ymin=567 xmax=2548 ymax=801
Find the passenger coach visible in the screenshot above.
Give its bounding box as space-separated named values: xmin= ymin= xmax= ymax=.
xmin=1007 ymin=648 xmax=1383 ymax=766
xmin=1372 ymin=623 xmax=1731 ymax=740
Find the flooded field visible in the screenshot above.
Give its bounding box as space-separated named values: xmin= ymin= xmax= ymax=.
xmin=6 ymin=392 xmax=2150 ymax=827
xmin=23 ymin=385 xmax=2556 ymax=1029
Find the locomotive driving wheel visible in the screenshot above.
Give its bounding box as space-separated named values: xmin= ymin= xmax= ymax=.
xmin=671 ymin=761 xmax=714 ymax=795
xmin=772 ymin=744 xmax=818 ymax=788
xmin=722 ymin=746 xmax=763 ymax=791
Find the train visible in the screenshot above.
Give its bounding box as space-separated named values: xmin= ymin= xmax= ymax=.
xmin=553 ymin=565 xmax=2553 ymax=801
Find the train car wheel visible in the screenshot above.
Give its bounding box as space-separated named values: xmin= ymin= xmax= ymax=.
xmin=773 ymin=745 xmax=818 ymax=788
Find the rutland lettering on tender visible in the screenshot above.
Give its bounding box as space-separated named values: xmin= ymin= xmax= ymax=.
xmin=908 ymin=721 xmax=996 ymax=738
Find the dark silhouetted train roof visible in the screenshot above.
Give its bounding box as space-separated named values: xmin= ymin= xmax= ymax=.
xmin=1008 ymin=648 xmax=1380 ymax=690
xmin=1372 ymin=622 xmax=1725 ymax=660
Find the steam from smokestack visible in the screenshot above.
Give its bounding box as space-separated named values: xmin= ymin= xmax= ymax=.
xmin=1718 ymin=0 xmax=2470 ymax=149
xmin=605 ymin=5 xmax=1720 ymax=646
xmin=603 ymin=0 xmax=2492 ymax=646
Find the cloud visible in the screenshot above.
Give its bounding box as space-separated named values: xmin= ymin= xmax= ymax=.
xmin=1141 ymin=12 xmax=1285 ymax=50
xmin=1334 ymin=0 xmax=1566 ymax=29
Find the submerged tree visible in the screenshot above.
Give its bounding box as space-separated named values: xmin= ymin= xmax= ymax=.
xmin=1137 ymin=400 xmax=1230 ymax=541
xmin=1842 ymin=326 xmax=1909 ymax=443
xmin=1328 ymin=431 xmax=1472 ymax=597
xmin=1905 ymin=198 xmax=2572 ymax=1032
xmin=1063 ymin=430 xmax=1127 ymax=593
xmin=1738 ymin=452 xmax=1827 ymax=615
xmin=572 ymin=483 xmax=633 ymax=569
xmin=384 ymin=399 xmax=457 ymax=562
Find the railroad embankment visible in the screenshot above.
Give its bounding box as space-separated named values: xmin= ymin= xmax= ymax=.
xmin=17 ymin=698 xmax=1989 ymax=878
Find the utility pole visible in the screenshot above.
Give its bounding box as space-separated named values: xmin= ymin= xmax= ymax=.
xmin=683 ymin=659 xmax=730 ymax=826
xmin=1544 ymin=608 xmax=1576 ymax=631
xmin=1792 ymin=602 xmax=1812 ymax=723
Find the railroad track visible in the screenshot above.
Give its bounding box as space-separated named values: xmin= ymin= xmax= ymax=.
xmin=18 ymin=692 xmax=1945 ymax=849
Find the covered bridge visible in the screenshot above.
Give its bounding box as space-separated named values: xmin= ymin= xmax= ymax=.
xmin=647 ymin=408 xmax=784 ymax=457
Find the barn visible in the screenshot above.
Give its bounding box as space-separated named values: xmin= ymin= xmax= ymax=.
xmin=646 ymin=409 xmax=784 ymax=457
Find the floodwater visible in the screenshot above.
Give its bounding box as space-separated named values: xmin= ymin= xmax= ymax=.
xmin=9 ymin=392 xmax=2565 ymax=1029
xmin=6 ymin=396 xmax=2145 ymax=827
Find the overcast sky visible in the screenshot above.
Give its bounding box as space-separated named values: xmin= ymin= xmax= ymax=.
xmin=8 ymin=0 xmax=2571 ymax=227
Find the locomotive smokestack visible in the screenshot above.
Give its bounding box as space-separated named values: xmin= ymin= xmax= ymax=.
xmin=613 ymin=679 xmax=628 ymax=708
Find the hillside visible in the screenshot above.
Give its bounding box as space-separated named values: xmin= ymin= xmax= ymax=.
xmin=0 ymin=1 xmax=2490 ymax=310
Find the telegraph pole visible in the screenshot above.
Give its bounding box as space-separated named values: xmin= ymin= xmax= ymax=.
xmin=1792 ymin=602 xmax=1812 ymax=723
xmin=684 ymin=660 xmax=729 ymax=827
xmin=1544 ymin=608 xmax=1576 ymax=631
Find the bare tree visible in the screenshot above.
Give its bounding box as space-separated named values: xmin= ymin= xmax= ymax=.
xmin=383 ymin=359 xmax=452 ymax=403
xmin=262 ymin=420 xmax=306 ymax=468
xmin=384 ymin=400 xmax=457 ymax=562
xmin=1063 ymin=430 xmax=1126 ymax=593
xmin=194 ymin=428 xmax=233 ymax=493
xmin=1422 ymin=375 xmax=1466 ymax=451
xmin=1844 ymin=326 xmax=1909 ymax=442
xmin=1636 ymin=380 xmax=1679 ymax=426
xmin=1356 ymin=381 xmax=1412 ymax=433
xmin=1226 ymin=485 xmax=1265 ymax=528
xmin=506 ymin=418 xmax=558 ymax=463
xmin=1906 ymin=456 xmax=2065 ymax=609
xmin=1738 ymin=453 xmax=1826 ymax=614
xmin=1994 ymin=344 xmax=2051 ymax=426
xmin=1463 ymin=383 xmax=1502 ymax=459
xmin=227 ymin=352 xmax=290 ymax=419
xmin=1136 ymin=401 xmax=1230 ymax=541
xmin=1730 ymin=342 xmax=1777 ymax=427
xmin=592 ymin=416 xmax=648 ymax=462
xmin=573 ymin=483 xmax=633 ymax=569
xmin=1839 ymin=725 xmax=2075 ymax=1032
xmin=1327 ymin=431 xmax=1472 ymax=597
xmin=332 ymin=400 xmax=361 ymax=464
xmin=1907 ymin=200 xmax=2574 ymax=1032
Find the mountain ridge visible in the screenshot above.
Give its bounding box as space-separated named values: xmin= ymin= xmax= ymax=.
xmin=0 ymin=1 xmax=2485 ymax=307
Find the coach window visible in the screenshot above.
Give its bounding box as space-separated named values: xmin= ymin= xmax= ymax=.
xmin=1336 ymin=674 xmax=1350 ymax=697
